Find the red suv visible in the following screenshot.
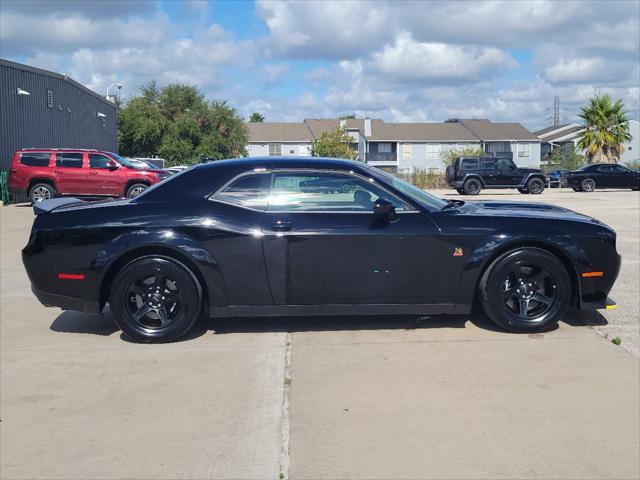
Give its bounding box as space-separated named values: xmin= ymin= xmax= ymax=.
xmin=8 ymin=149 xmax=170 ymax=203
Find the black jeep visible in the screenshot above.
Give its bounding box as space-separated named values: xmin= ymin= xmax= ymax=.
xmin=446 ymin=156 xmax=547 ymax=195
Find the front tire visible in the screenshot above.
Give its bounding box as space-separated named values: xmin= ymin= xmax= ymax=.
xmin=517 ymin=187 xmax=529 ymax=194
xmin=526 ymin=177 xmax=545 ymax=194
xmin=463 ymin=178 xmax=482 ymax=195
xmin=581 ymin=178 xmax=596 ymax=192
xmin=29 ymin=183 xmax=57 ymax=203
xmin=572 ymin=187 xmax=581 ymax=192
xmin=110 ymin=256 xmax=202 ymax=343
xmin=478 ymin=247 xmax=571 ymax=333
xmin=456 ymin=188 xmax=466 ymax=195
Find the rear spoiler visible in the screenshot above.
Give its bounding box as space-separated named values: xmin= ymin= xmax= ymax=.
xmin=33 ymin=197 xmax=83 ymax=215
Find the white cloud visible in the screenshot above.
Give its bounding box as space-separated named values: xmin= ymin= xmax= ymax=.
xmin=370 ymin=32 xmax=517 ymax=83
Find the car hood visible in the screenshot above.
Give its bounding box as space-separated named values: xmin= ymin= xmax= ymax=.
xmin=458 ymin=200 xmax=604 ymax=225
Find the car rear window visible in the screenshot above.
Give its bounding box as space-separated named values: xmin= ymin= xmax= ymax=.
xmin=19 ymin=152 xmax=51 ymax=167
xmin=55 ymin=152 xmax=84 ymax=168
xmin=461 ymin=158 xmax=479 ymax=169
xmin=213 ymin=174 xmax=266 ymax=210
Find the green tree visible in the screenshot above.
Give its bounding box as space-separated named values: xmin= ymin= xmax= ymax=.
xmin=249 ymin=112 xmax=265 ymax=122
xmin=311 ymin=127 xmax=358 ymax=160
xmin=118 ymin=82 xmax=248 ymax=166
xmin=544 ymin=145 xmax=585 ymax=170
xmin=441 ymin=146 xmax=485 ymax=166
xmin=338 ymin=113 xmax=356 ymax=119
xmin=577 ymin=94 xmax=631 ymax=163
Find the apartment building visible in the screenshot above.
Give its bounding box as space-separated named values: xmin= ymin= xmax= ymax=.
xmin=247 ymin=118 xmax=541 ymax=171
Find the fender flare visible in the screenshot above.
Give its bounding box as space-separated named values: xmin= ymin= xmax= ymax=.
xmin=90 ymin=229 xmax=227 ymax=309
xmin=522 ymin=172 xmax=546 ymax=185
xmin=453 ymin=230 xmax=587 ymax=310
xmin=461 ymin=174 xmax=485 ymax=187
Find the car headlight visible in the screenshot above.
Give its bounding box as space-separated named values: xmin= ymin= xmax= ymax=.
xmin=155 ymin=172 xmax=170 ymax=180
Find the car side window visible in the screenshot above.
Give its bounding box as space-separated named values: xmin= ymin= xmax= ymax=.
xmin=481 ymin=158 xmax=496 ymax=170
xmin=267 ymin=172 xmax=407 ymax=212
xmin=497 ymin=158 xmax=515 ymax=170
xmin=461 ymin=158 xmax=479 ymax=169
xmin=213 ymin=174 xmax=266 ymax=210
xmin=89 ymin=154 xmax=112 ymax=169
xmin=55 ymin=152 xmax=83 ymax=168
xmin=20 ymin=152 xmax=51 ymax=166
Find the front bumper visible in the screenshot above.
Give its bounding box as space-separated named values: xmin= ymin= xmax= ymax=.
xmin=580 ymin=296 xmax=617 ymax=311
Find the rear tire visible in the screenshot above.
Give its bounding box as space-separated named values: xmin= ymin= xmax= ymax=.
xmin=517 ymin=187 xmax=529 ymax=194
xmin=463 ymin=178 xmax=482 ymax=195
xmin=456 ymin=188 xmax=465 ymax=195
xmin=478 ymin=247 xmax=571 ymax=333
xmin=572 ymin=187 xmax=581 ymax=192
xmin=581 ymin=178 xmax=596 ymax=192
xmin=526 ymin=177 xmax=545 ymax=194
xmin=126 ymin=183 xmax=148 ymax=198
xmin=109 ymin=256 xmax=202 ymax=343
xmin=29 ymin=183 xmax=57 ymax=203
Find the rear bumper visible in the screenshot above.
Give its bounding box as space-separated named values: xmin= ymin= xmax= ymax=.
xmin=31 ymin=285 xmax=101 ymax=313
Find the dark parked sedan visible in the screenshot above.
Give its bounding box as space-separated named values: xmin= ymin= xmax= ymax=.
xmin=566 ymin=163 xmax=640 ymax=192
xmin=23 ymin=157 xmax=621 ymax=342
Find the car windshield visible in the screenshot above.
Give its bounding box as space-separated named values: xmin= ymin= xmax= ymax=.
xmin=367 ymin=167 xmax=448 ymax=210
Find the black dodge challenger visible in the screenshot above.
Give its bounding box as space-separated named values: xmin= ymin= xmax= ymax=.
xmin=23 ymin=157 xmax=621 ymax=342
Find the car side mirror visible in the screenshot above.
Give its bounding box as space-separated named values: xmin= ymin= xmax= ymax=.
xmin=373 ymin=198 xmax=398 ymax=223
xmin=106 ymin=161 xmax=119 ymax=170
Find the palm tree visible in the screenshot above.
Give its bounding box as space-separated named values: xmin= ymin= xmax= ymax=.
xmin=249 ymin=112 xmax=264 ymax=123
xmin=577 ymin=94 xmax=631 ymax=163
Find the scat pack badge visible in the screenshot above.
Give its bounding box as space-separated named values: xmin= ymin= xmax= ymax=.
xmin=453 ymin=247 xmax=464 ymax=257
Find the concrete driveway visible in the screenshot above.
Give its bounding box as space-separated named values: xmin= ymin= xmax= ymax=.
xmin=1 ymin=189 xmax=638 ymax=479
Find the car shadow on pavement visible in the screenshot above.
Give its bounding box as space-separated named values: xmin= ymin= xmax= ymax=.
xmin=50 ymin=309 xmax=119 ymax=336
xmin=49 ymin=305 xmax=607 ymax=341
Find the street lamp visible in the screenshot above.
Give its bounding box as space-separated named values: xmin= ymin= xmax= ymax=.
xmin=105 ymin=82 xmax=123 ymax=102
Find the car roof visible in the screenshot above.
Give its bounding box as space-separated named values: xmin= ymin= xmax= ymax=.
xmin=194 ymin=156 xmax=366 ymax=172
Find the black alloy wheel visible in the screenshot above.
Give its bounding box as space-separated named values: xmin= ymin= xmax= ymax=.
xmin=581 ymin=178 xmax=596 ymax=192
xmin=479 ymin=247 xmax=571 ymax=332
xmin=110 ymin=256 xmax=201 ymax=342
xmin=463 ymin=178 xmax=482 ymax=195
xmin=527 ymin=177 xmax=545 ymax=194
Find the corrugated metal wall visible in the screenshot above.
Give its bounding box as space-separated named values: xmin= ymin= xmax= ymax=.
xmin=0 ymin=60 xmax=117 ymax=171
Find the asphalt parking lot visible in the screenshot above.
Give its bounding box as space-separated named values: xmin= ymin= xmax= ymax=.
xmin=1 ymin=189 xmax=639 ymax=479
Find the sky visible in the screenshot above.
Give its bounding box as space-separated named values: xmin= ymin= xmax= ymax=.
xmin=1 ymin=0 xmax=638 ymax=130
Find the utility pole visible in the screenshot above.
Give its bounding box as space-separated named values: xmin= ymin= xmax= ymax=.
xmin=553 ymin=95 xmax=560 ymax=127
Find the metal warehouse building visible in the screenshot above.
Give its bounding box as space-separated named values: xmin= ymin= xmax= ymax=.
xmin=0 ymin=59 xmax=117 ymax=171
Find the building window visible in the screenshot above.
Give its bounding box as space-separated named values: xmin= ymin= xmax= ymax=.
xmin=378 ymin=143 xmax=392 ymax=153
xmin=517 ymin=143 xmax=531 ymax=157
xmin=426 ymin=144 xmax=441 ymax=160
xmin=402 ymin=144 xmax=412 ymax=160
xmin=268 ymin=144 xmax=282 ymax=156
xmin=47 ymin=90 xmax=54 ymax=108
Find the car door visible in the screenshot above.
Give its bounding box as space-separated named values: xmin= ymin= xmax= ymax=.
xmin=595 ymin=165 xmax=614 ymax=188
xmin=480 ymin=158 xmax=499 ymax=185
xmin=261 ymin=170 xmax=444 ymax=306
xmin=88 ymin=153 xmax=121 ymax=196
xmin=53 ymin=152 xmax=88 ymax=194
xmin=496 ymin=158 xmax=521 ymax=185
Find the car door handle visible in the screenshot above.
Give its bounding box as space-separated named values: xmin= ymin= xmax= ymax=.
xmin=271 ymin=221 xmax=292 ymax=232
xmin=88 ymin=171 xmax=98 ymax=175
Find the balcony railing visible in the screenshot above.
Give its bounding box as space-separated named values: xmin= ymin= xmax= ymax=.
xmin=366 ymin=152 xmax=397 ymax=162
